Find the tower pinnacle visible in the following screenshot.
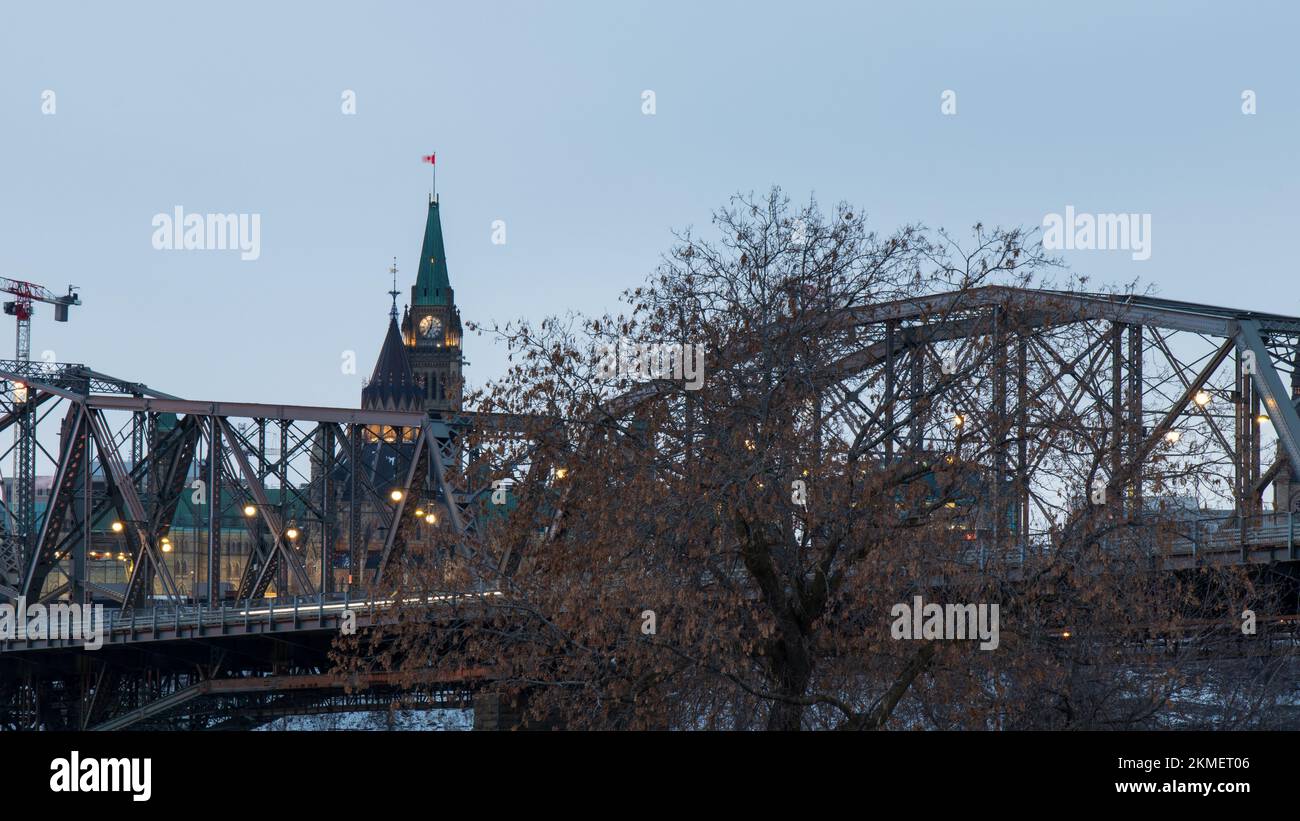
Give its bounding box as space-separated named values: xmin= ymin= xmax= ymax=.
xmin=387 ymin=257 xmax=399 ymax=321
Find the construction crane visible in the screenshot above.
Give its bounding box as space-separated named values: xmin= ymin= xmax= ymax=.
xmin=0 ymin=277 xmax=81 ymax=363
xmin=0 ymin=277 xmax=80 ymax=581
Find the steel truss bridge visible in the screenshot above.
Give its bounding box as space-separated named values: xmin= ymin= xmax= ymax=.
xmin=3 ymin=285 xmax=1300 ymax=729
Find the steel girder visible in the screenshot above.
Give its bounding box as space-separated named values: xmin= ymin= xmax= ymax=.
xmin=372 ymin=424 xmax=431 ymax=586
xmin=217 ymin=416 xmax=315 ymax=600
xmin=1237 ymin=320 xmax=1300 ymax=474
xmin=5 ymin=286 xmax=1299 ymax=609
xmin=25 ymin=411 xmax=199 ymax=606
xmin=568 ymin=286 xmax=1300 ymax=554
xmin=89 ymin=395 xmax=426 ymax=427
xmin=0 ymin=380 xmax=486 ymax=607
xmin=88 ymin=408 xmax=184 ymax=608
xmin=21 ymin=404 xmax=88 ymax=600
xmin=848 ymin=286 xmax=1300 ymax=338
xmin=0 ymin=360 xmax=175 ymax=398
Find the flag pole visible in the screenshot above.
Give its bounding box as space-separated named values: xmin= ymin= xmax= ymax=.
xmin=423 ymin=152 xmax=437 ymax=202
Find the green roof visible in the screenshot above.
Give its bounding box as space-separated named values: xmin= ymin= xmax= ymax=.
xmin=168 ymin=487 xmax=309 ymax=531
xmin=413 ymin=198 xmax=451 ymax=306
xmin=29 ymin=486 xmax=309 ymax=536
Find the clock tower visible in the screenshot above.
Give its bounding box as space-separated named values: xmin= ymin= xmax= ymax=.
xmin=400 ymin=195 xmax=464 ymax=414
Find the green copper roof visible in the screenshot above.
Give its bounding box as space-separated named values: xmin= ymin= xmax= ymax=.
xmin=413 ymin=198 xmax=451 ymax=306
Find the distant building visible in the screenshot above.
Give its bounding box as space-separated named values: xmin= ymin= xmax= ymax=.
xmin=44 ymin=194 xmax=471 ymax=602
xmin=364 ymin=195 xmax=464 ymax=415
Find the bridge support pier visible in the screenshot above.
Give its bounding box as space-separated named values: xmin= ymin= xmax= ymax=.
xmin=472 ymin=692 xmax=522 ymax=731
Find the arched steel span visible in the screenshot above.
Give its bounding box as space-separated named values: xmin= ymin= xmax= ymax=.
xmin=4 ymin=285 xmax=1300 ymax=609
xmin=4 ymin=285 xmax=1300 ymax=729
xmin=831 ymin=286 xmax=1300 ymax=552
xmin=497 ymin=285 xmax=1300 ymax=571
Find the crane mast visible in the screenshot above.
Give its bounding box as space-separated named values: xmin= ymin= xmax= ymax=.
xmin=0 ymin=276 xmax=81 ymax=582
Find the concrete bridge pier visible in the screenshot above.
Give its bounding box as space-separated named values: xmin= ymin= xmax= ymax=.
xmin=472 ymin=690 xmax=564 ymax=730
xmin=472 ymin=692 xmax=522 ymax=730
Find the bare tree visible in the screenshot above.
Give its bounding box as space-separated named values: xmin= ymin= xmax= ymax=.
xmin=337 ymin=188 xmax=1282 ymax=730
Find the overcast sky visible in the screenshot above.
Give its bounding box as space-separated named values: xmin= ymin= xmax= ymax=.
xmin=1 ymin=1 xmax=1296 ymax=408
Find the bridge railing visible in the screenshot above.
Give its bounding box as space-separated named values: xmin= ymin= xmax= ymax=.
xmin=953 ymin=511 xmax=1300 ymax=569
xmin=111 ymin=591 xmax=374 ymax=633
xmin=1 ymin=587 xmax=503 ymax=652
xmin=107 ymin=589 xmax=483 ymax=634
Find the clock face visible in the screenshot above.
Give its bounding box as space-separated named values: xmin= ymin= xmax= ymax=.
xmin=418 ymin=315 xmax=442 ymax=339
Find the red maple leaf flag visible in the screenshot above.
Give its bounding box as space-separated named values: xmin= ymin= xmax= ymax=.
xmin=422 ymin=153 xmax=436 ymax=165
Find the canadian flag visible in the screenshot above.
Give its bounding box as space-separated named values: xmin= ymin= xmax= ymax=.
xmin=422 ymin=153 xmax=436 ymax=165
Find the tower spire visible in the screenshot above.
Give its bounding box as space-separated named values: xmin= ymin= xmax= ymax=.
xmin=401 ymin=183 xmax=464 ymax=414
xmin=387 ymin=257 xmax=399 ymax=321
xmin=413 ymin=197 xmax=452 ymax=307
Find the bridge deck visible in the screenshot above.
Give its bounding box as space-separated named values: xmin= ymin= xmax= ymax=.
xmin=0 ymin=591 xmax=500 ymax=653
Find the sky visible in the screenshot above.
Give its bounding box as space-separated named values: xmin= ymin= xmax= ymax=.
xmin=1 ymin=1 xmax=1297 ymax=409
